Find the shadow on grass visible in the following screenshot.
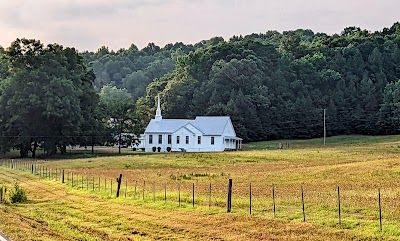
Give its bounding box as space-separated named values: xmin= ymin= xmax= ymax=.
xmin=0 ymin=148 xmax=152 ymax=161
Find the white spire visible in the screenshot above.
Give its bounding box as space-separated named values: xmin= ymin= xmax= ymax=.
xmin=155 ymin=94 xmax=162 ymax=121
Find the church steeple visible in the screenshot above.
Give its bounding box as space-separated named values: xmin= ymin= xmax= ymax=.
xmin=155 ymin=94 xmax=162 ymax=121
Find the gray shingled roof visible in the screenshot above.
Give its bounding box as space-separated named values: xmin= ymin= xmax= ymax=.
xmin=144 ymin=116 xmax=231 ymax=135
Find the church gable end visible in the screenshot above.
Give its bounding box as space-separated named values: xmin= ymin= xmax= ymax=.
xmin=140 ymin=95 xmax=242 ymax=152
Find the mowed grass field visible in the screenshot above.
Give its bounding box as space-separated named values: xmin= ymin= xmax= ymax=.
xmin=1 ymin=135 xmax=400 ymax=240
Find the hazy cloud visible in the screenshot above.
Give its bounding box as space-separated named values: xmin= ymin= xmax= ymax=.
xmin=0 ymin=0 xmax=398 ymax=51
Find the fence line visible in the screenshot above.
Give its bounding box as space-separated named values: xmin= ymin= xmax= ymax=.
xmin=0 ymin=159 xmax=387 ymax=232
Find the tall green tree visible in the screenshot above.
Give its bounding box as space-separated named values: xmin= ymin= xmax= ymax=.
xmin=0 ymin=39 xmax=98 ymax=157
xmin=378 ymin=80 xmax=400 ymax=134
xmin=98 ymin=85 xmax=136 ymax=146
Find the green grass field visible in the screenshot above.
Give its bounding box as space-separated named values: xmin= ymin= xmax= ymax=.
xmin=1 ymin=135 xmax=400 ymax=240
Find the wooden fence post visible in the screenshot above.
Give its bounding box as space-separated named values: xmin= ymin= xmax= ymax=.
xmin=143 ymin=181 xmax=145 ymax=200
xmin=178 ymin=183 xmax=181 ymax=207
xmin=209 ymin=183 xmax=212 ymax=209
xmin=272 ymin=185 xmax=276 ymax=218
xmin=227 ymin=179 xmax=233 ymax=213
xmin=301 ymin=186 xmax=306 ymax=222
xmin=92 ymin=177 xmax=95 ymax=191
xmin=249 ymin=183 xmax=252 ymax=215
xmin=62 ymin=170 xmax=65 ymax=183
xmin=116 ymin=174 xmax=122 ymax=198
xmin=192 ymin=183 xmax=195 ymax=207
xmin=153 ymin=182 xmax=155 ymax=202
xmin=134 ymin=181 xmax=137 ymax=198
xmin=378 ymin=188 xmax=382 ymax=232
xmin=111 ymin=179 xmax=113 ymax=196
xmin=337 ymin=186 xmax=341 ymax=225
xmin=164 ymin=183 xmax=167 ymax=203
xmin=0 ymin=186 xmax=3 ymax=202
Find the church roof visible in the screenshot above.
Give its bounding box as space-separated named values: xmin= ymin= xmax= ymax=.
xmin=193 ymin=116 xmax=231 ymax=135
xmin=145 ymin=119 xmax=193 ymax=133
xmin=144 ymin=116 xmax=232 ymax=135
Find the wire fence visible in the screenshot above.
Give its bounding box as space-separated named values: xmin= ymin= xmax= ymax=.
xmin=0 ymin=159 xmax=396 ymax=234
xmin=0 ymin=146 xmax=141 ymax=159
xmin=0 ymin=134 xmax=142 ymax=157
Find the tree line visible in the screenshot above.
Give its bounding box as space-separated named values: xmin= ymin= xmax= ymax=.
xmin=1 ymin=23 xmax=400 ymax=157
xmin=136 ymin=23 xmax=400 ymax=141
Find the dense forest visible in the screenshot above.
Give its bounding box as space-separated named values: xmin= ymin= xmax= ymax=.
xmin=133 ymin=23 xmax=400 ymax=141
xmin=81 ymin=43 xmax=193 ymax=100
xmin=0 ymin=23 xmax=400 ymax=156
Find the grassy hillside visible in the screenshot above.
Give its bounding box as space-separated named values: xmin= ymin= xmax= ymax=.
xmin=1 ymin=135 xmax=400 ymax=240
xmin=244 ymin=135 xmax=400 ymax=149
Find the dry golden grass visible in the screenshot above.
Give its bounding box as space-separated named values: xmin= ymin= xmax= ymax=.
xmin=1 ymin=135 xmax=400 ymax=240
xmin=0 ymin=169 xmax=384 ymax=241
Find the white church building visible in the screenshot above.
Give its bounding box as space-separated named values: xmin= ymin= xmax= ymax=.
xmin=138 ymin=96 xmax=242 ymax=152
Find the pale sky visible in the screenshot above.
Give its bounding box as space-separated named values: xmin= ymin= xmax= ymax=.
xmin=0 ymin=0 xmax=399 ymax=51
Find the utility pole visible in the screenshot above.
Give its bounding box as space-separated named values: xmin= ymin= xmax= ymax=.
xmin=119 ymin=119 xmax=122 ymax=155
xmin=91 ymin=135 xmax=94 ymax=155
xmin=323 ymin=109 xmax=326 ymax=145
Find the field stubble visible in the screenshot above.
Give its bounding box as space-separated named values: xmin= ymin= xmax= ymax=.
xmin=1 ymin=135 xmax=400 ymax=240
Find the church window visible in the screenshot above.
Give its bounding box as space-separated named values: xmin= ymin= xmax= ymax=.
xmin=198 ymin=136 xmax=201 ymax=145
xmin=177 ymin=136 xmax=180 ymax=144
xmin=211 ymin=137 xmax=215 ymax=145
xmin=158 ymin=135 xmax=162 ymax=144
xmin=149 ymin=135 xmax=153 ymax=144
xmin=168 ymin=135 xmax=172 ymax=144
xmin=186 ymin=136 xmax=189 ymax=144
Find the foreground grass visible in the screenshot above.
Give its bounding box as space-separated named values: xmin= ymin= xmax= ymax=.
xmin=1 ymin=135 xmax=400 ymax=240
xmin=0 ymin=169 xmax=373 ymax=241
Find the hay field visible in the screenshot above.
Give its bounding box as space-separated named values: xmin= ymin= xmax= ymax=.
xmin=1 ymin=135 xmax=400 ymax=240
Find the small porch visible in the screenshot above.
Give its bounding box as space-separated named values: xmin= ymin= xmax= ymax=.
xmin=224 ymin=136 xmax=243 ymax=151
